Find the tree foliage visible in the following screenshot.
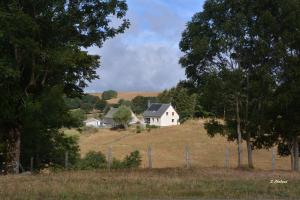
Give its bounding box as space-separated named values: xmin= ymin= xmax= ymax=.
xmin=131 ymin=96 xmax=158 ymax=114
xmin=158 ymin=86 xmax=197 ymax=123
xmin=112 ymin=106 xmax=132 ymax=129
xmin=0 ymin=0 xmax=129 ymax=172
xmin=180 ymin=0 xmax=300 ymax=169
xmin=102 ymin=90 xmax=118 ymax=100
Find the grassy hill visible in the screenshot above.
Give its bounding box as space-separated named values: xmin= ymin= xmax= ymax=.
xmin=76 ymin=119 xmax=290 ymax=170
xmin=90 ymin=91 xmax=159 ymax=104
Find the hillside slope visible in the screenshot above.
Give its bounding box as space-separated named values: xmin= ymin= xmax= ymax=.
xmin=78 ymin=120 xmax=290 ymax=170
xmin=90 ymin=91 xmax=159 ymax=104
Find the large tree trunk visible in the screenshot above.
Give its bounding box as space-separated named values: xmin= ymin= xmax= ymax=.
xmin=236 ymin=97 xmax=242 ymax=168
xmin=7 ymin=127 xmax=21 ymax=174
xmin=293 ymin=136 xmax=299 ymax=171
xmin=246 ymin=135 xmax=254 ymax=168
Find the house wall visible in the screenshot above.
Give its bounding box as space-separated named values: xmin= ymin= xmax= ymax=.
xmin=159 ymin=106 xmax=180 ymax=126
xmin=85 ymin=120 xmax=100 ymax=127
xmin=129 ymin=112 xmax=139 ymax=124
xmin=147 ymin=117 xmax=161 ymax=126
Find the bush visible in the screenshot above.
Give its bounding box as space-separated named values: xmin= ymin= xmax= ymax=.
xmin=122 ymin=150 xmax=141 ymax=168
xmin=146 ymin=124 xmax=159 ymax=129
xmin=76 ymin=151 xmax=107 ymax=170
xmin=111 ymin=158 xmax=124 ymax=169
xmin=136 ymin=125 xmax=142 ymax=133
xmin=76 ymin=150 xmax=142 ymax=170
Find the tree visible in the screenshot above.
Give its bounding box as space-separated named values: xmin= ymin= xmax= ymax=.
xmin=69 ymin=109 xmax=86 ymax=127
xmin=102 ymin=90 xmax=118 ymax=100
xmin=95 ymin=98 xmax=108 ymax=112
xmin=112 ymin=106 xmax=132 ymax=129
xmin=179 ymin=0 xmax=276 ymax=168
xmin=131 ymin=96 xmax=158 ymax=114
xmin=0 ymin=0 xmax=129 ymax=173
xmin=159 ymin=86 xmax=197 ymax=123
xmin=118 ymin=99 xmax=132 ymax=108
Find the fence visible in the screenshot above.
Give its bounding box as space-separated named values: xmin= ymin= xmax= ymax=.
xmin=0 ymin=144 xmax=291 ymax=173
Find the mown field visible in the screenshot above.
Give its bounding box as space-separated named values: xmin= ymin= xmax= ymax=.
xmin=75 ymin=119 xmax=291 ymax=170
xmin=90 ymin=91 xmax=159 ymax=104
xmin=0 ymin=168 xmax=299 ymax=199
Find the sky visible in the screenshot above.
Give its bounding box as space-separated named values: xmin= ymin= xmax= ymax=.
xmin=86 ymin=0 xmax=204 ymax=92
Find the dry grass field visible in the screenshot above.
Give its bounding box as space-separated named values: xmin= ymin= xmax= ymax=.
xmin=77 ymin=119 xmax=291 ymax=170
xmin=1 ymin=168 xmax=299 ymax=199
xmin=90 ymin=91 xmax=159 ymax=104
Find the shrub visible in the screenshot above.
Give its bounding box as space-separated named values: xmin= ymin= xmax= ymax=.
xmin=122 ymin=150 xmax=141 ymax=168
xmin=111 ymin=158 xmax=124 ymax=169
xmin=146 ymin=124 xmax=159 ymax=129
xmin=77 ymin=151 xmax=107 ymax=170
xmin=136 ymin=125 xmax=142 ymax=133
xmin=75 ymin=150 xmax=141 ymax=170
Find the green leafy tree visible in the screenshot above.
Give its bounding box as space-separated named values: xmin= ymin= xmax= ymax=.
xmin=158 ymin=86 xmax=196 ymax=123
xmin=0 ymin=0 xmax=129 ymax=173
xmin=113 ymin=106 xmax=132 ymax=129
xmin=64 ymin=97 xmax=82 ymax=110
xmin=95 ymin=98 xmax=108 ymax=112
xmin=102 ymin=90 xmax=118 ymax=100
xmin=118 ymin=99 xmax=132 ymax=108
xmin=179 ymin=0 xmax=281 ymax=168
xmin=131 ymin=96 xmax=158 ymax=114
xmin=69 ymin=109 xmax=86 ymax=127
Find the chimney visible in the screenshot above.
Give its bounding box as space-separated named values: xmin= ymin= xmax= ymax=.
xmin=147 ymin=100 xmax=151 ymax=108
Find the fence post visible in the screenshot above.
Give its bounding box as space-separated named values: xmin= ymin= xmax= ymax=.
xmin=65 ymin=151 xmax=69 ymax=170
xmin=185 ymin=145 xmax=190 ymax=168
xmin=225 ymin=147 xmax=230 ymax=168
xmin=107 ymin=146 xmax=112 ymax=170
xmin=272 ymin=148 xmax=276 ymax=171
xmin=30 ymin=157 xmax=34 ymax=173
xmin=147 ymin=145 xmax=152 ymax=169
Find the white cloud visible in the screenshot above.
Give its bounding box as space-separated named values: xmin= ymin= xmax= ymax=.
xmin=86 ymin=0 xmax=203 ymax=92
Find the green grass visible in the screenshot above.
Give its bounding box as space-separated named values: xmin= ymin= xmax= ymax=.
xmin=0 ymin=168 xmax=299 ymax=200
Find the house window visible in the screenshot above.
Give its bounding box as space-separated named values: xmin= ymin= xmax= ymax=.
xmin=172 ymin=119 xmax=174 ymax=122
xmin=157 ymin=118 xmax=159 ymax=122
xmin=166 ymin=112 xmax=168 ymax=116
xmin=172 ymin=112 xmax=174 ymax=116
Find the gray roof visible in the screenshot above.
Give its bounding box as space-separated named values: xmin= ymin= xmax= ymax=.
xmin=104 ymin=107 xmax=118 ymax=119
xmin=143 ymin=103 xmax=171 ymax=117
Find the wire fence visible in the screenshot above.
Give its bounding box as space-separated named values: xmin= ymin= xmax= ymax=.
xmin=0 ymin=144 xmax=292 ymax=174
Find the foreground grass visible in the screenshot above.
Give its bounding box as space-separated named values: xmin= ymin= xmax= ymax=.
xmin=0 ymin=168 xmax=299 ymax=200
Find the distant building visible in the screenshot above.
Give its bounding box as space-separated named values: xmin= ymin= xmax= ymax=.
xmin=103 ymin=107 xmax=139 ymax=127
xmin=143 ymin=103 xmax=180 ymax=126
xmin=84 ymin=118 xmax=102 ymax=128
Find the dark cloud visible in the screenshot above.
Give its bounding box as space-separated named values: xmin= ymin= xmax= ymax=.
xmin=86 ymin=0 xmax=203 ymax=92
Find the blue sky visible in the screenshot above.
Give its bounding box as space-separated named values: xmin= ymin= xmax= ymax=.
xmin=86 ymin=0 xmax=204 ymax=92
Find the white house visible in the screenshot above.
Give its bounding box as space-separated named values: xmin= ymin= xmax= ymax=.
xmin=143 ymin=103 xmax=180 ymax=127
xmin=84 ymin=118 xmax=102 ymax=128
xmin=103 ymin=107 xmax=139 ymax=127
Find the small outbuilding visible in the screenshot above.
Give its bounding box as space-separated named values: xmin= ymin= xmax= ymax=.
xmin=84 ymin=118 xmax=102 ymax=128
